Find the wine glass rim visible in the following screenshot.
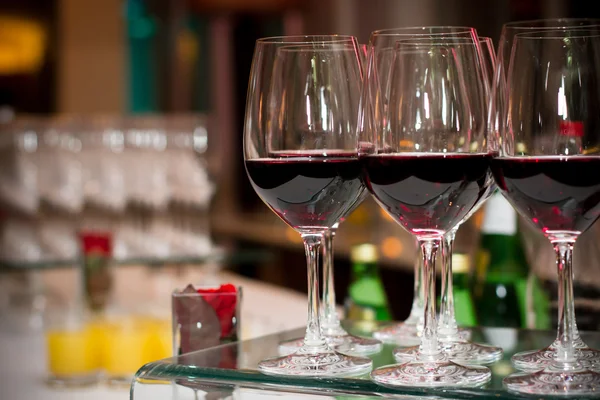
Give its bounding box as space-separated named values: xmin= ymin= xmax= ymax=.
xmin=275 ymin=43 xmax=359 ymax=52
xmin=374 ymin=38 xmax=481 ymax=55
xmin=502 ymin=18 xmax=600 ymax=30
xmin=393 ymin=36 xmax=480 ymax=44
xmin=371 ymin=26 xmax=476 ymax=36
xmin=256 ymin=35 xmax=357 ymax=44
xmin=514 ymin=29 xmax=600 ymax=40
xmin=374 ymin=37 xmax=481 ymax=54
xmin=392 ymin=39 xmax=482 ymax=54
xmin=479 ymin=37 xmax=496 ymax=58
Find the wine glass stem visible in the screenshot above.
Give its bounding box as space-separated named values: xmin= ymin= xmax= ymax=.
xmin=552 ymin=240 xmax=578 ymax=365
xmin=418 ymin=238 xmax=442 ymax=358
xmin=321 ymin=229 xmax=340 ymax=330
xmin=438 ymin=228 xmax=459 ymax=340
xmin=302 ymin=233 xmax=327 ymax=349
xmin=406 ymin=249 xmax=424 ymax=324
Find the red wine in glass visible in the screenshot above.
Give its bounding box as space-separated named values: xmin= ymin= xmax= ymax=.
xmin=362 ymin=153 xmax=493 ymax=234
xmin=245 ymin=151 xmax=364 ymax=231
xmin=491 ymin=156 xmax=600 ymax=234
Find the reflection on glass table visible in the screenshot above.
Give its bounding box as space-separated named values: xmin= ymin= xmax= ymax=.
xmin=132 ymin=321 xmax=600 ymax=399
xmin=133 ymin=383 xmax=400 ymax=400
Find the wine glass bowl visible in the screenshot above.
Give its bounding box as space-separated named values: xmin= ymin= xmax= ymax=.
xmin=363 ymin=29 xmax=494 ymax=387
xmin=492 ymin=19 xmax=600 ymax=158
xmin=245 ymin=152 xmax=364 ymax=231
xmin=363 ymin=153 xmax=491 ymax=235
xmin=496 ymin=18 xmax=600 ymax=77
xmin=494 ymin=28 xmax=600 ymax=395
xmin=244 ymin=36 xmax=372 ymax=377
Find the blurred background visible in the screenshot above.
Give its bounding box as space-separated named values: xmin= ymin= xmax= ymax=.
xmin=2 ymin=0 xmax=600 ymax=376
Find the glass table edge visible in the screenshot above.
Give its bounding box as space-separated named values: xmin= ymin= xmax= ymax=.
xmin=134 ymin=367 xmax=521 ymax=399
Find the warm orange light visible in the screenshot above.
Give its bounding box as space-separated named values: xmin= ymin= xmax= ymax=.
xmin=381 ymin=236 xmax=403 ymax=259
xmin=285 ymin=227 xmax=301 ymax=244
xmin=176 ymin=29 xmax=199 ymax=64
xmin=0 ymin=16 xmax=47 ymax=75
xmin=473 ymin=209 xmax=484 ymax=229
xmin=346 ymin=204 xmax=368 ymax=225
xmin=399 ymin=139 xmax=415 ymax=149
xmin=379 ymin=208 xmax=394 ymax=222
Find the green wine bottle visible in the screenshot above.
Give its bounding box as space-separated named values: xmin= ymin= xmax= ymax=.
xmin=474 ymin=191 xmax=531 ymax=328
xmin=451 ymin=253 xmax=478 ymax=327
xmin=344 ymin=244 xmax=393 ymax=328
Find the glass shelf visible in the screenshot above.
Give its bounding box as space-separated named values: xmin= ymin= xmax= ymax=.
xmin=132 ymin=321 xmax=600 ymax=399
xmin=0 ymin=248 xmax=273 ymax=270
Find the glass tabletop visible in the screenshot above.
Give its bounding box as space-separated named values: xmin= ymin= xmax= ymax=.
xmin=132 ymin=321 xmax=600 ymax=399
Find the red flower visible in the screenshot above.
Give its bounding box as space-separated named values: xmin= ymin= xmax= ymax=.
xmin=197 ymin=284 xmax=238 ymax=338
xmin=80 ymin=232 xmax=112 ymax=255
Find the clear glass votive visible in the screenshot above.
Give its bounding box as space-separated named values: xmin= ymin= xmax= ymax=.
xmin=172 ymin=284 xmax=241 ymax=355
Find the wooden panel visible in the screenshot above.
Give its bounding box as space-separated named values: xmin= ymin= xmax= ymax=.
xmin=190 ymin=0 xmax=303 ymax=13
xmin=57 ymin=0 xmax=125 ymax=113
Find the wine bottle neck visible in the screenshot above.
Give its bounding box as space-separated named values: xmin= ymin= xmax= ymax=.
xmin=481 ymin=191 xmax=517 ymax=236
xmin=352 ymin=261 xmax=379 ymax=278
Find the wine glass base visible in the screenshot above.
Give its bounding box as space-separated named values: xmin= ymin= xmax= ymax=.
xmin=373 ymin=322 xmax=421 ymax=346
xmin=457 ymin=327 xmax=472 ymax=341
xmin=504 ymin=366 xmax=600 ymax=396
xmin=512 ymin=344 xmax=600 ymax=372
xmin=394 ymin=340 xmax=501 ymax=365
xmin=259 ymin=348 xmax=372 ymax=377
xmin=375 ymin=322 xmax=471 ymax=346
xmin=438 ymin=324 xmax=472 ymax=341
xmin=278 ymin=334 xmax=382 ymax=356
xmin=371 ymin=359 xmax=491 ymax=388
xmin=393 ymin=344 xmax=421 ymax=363
xmin=442 ymin=340 xmax=503 ymax=365
xmin=278 ymin=337 xmax=304 ymax=356
xmin=332 ymin=334 xmax=382 ymax=355
xmin=442 ymin=340 xmax=504 ymax=365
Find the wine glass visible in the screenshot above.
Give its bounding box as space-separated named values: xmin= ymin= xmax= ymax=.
xmin=364 ymin=31 xmax=493 ymax=387
xmin=492 ymin=19 xmax=600 ymax=373
xmin=425 ymin=36 xmax=503 ymax=366
xmin=276 ymin=39 xmax=382 ymax=357
xmin=385 ymin=33 xmax=501 ymax=367
xmin=244 ymin=35 xmax=372 ymax=376
xmin=365 ymin=27 xmax=478 ymax=347
xmin=496 ymin=29 xmax=600 ymax=395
